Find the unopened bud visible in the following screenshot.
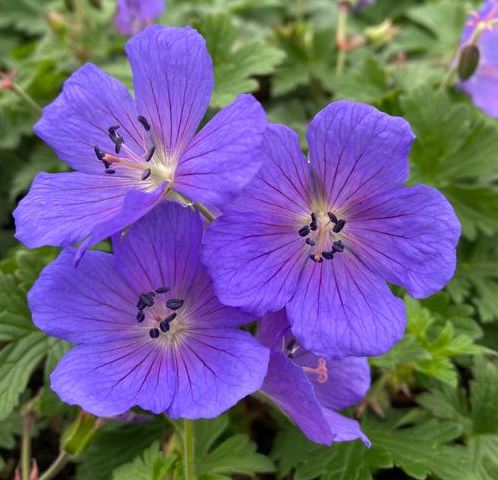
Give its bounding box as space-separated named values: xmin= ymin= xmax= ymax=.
xmin=365 ymin=20 xmax=400 ymax=46
xmin=62 ymin=411 xmax=102 ymax=456
xmin=88 ymin=0 xmax=102 ymax=9
xmin=46 ymin=11 xmax=68 ymax=33
xmin=457 ymin=44 xmax=480 ymax=81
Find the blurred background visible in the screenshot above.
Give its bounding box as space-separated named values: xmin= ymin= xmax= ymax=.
xmin=1 ymin=0 xmax=498 ymax=479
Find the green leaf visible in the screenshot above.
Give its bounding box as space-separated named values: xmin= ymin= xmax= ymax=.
xmin=112 ymin=442 xmax=176 ymax=480
xmin=194 ymin=415 xmax=275 ymax=478
xmin=470 ymin=358 xmax=498 ymax=434
xmin=197 ymin=13 xmax=285 ymax=108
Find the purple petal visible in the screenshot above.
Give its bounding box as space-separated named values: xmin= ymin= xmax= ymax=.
xmin=125 ymin=26 xmax=213 ymax=159
xmin=202 ymin=125 xmax=311 ymax=315
xmin=114 ymin=0 xmax=166 ymax=36
xmin=306 ymin=100 xmax=415 ymax=208
xmin=345 ymin=185 xmax=461 ymax=298
xmin=75 ymin=182 xmax=167 ymax=263
xmin=112 ymin=202 xmax=254 ymax=327
xmin=321 ymin=409 xmax=370 ymax=446
xmin=29 ymin=249 xmax=137 ymax=344
xmin=175 ymin=94 xmax=267 ymax=207
xmin=34 ymin=63 xmax=142 ymax=175
xmin=14 ymin=172 xmax=142 ymax=249
xmin=51 ymin=329 xmax=268 ymax=418
xmin=287 ymin=254 xmax=406 ymax=358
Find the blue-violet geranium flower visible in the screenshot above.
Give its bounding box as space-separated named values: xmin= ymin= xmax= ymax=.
xmin=114 ymin=0 xmax=166 ymax=36
xmin=14 ymin=25 xmax=267 ymax=262
xmin=28 ymin=202 xmax=269 ymax=418
xmin=259 ymin=310 xmax=370 ymax=445
xmin=202 ymin=101 xmax=461 ymax=358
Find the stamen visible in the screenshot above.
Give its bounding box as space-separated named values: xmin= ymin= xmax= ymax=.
xmin=144 ymin=145 xmax=155 ymax=162
xmin=309 ymin=254 xmax=323 ymax=263
xmin=137 ymin=299 xmax=146 ymax=310
xmin=333 ymin=219 xmax=346 ymax=233
xmin=149 ymin=328 xmax=160 ymax=339
xmin=286 ymin=339 xmax=299 ymax=358
xmin=298 ymin=225 xmax=310 ymax=237
xmin=310 ymin=212 xmax=317 ymax=223
xmin=138 ymin=292 xmax=154 ymax=307
xmin=303 ymin=357 xmax=328 ymax=383
xmin=114 ymin=137 xmax=124 ymax=154
xmin=305 ymin=238 xmax=316 ymax=246
xmin=327 ymin=212 xmax=338 ymax=223
xmin=166 ymin=299 xmax=184 ymax=310
xmin=159 ymin=320 xmax=170 ymax=332
xmin=137 ymin=115 xmax=151 ymax=131
xmin=322 ymin=251 xmax=334 ymax=260
xmin=94 ymin=145 xmax=105 ymax=161
xmin=136 ymin=310 xmax=145 ymax=322
xmin=332 ymin=240 xmax=345 ymax=253
xmin=141 ymin=168 xmax=151 ymax=181
xmin=155 ymin=286 xmax=170 ymax=294
xmin=163 ymin=312 xmax=177 ymax=323
xmin=309 ymin=220 xmax=318 ymax=231
xmin=105 ymin=169 xmax=116 ymax=175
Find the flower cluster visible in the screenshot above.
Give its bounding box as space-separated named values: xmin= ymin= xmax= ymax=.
xmin=18 ymin=25 xmax=460 ymax=445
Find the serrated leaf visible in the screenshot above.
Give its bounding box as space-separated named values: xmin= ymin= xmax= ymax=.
xmin=470 ymin=358 xmax=498 ymax=434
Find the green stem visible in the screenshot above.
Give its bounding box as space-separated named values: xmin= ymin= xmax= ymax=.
xmin=193 ymin=201 xmax=216 ymax=222
xmin=335 ymin=3 xmax=349 ymax=77
xmin=11 ymin=83 xmax=42 ymax=113
xmin=183 ymin=419 xmax=196 ymax=480
xmin=39 ymin=451 xmax=71 ymax=480
xmin=21 ymin=413 xmax=33 ymax=480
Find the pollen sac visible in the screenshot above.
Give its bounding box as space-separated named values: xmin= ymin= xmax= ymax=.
xmin=138 ymin=292 xmax=154 ymax=307
xmin=144 ymin=146 xmax=156 ymax=162
xmin=114 ymin=137 xmax=124 ymax=154
xmin=309 ymin=220 xmax=318 ymax=231
xmin=322 ymin=251 xmax=334 ymax=260
xmin=137 ymin=115 xmax=151 ymax=131
xmin=159 ymin=320 xmax=170 ymax=332
xmin=93 ymin=145 xmax=105 ymax=161
xmin=155 ymin=286 xmax=170 ymax=294
xmin=332 ymin=240 xmax=345 ymax=252
xmin=298 ymin=225 xmax=310 ymax=237
xmin=105 ymin=169 xmax=116 ymax=175
xmin=333 ymin=219 xmax=346 ymax=233
xmin=149 ymin=328 xmax=160 ymax=338
xmin=305 ymin=238 xmax=316 ymax=246
xmin=458 ymin=44 xmax=480 ymax=81
xmin=136 ymin=310 xmax=145 ymax=322
xmin=141 ymin=168 xmax=152 ymax=181
xmin=327 ymin=212 xmax=338 ymax=223
xmin=286 ymin=339 xmax=299 ymax=357
xmin=309 ymin=254 xmax=323 ymax=263
xmin=166 ymin=299 xmax=184 ymax=310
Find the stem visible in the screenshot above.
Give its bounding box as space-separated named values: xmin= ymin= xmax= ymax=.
xmin=39 ymin=451 xmax=71 ymax=480
xmin=335 ymin=2 xmax=349 ymax=77
xmin=183 ymin=419 xmax=196 ymax=480
xmin=11 ymin=84 xmax=42 ymax=113
xmin=21 ymin=413 xmax=33 ymax=480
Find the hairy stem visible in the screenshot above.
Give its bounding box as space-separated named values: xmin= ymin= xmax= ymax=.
xmin=335 ymin=2 xmax=349 ymax=77
xmin=183 ymin=419 xmax=196 ymax=480
xmin=11 ymin=83 xmax=42 ymax=113
xmin=39 ymin=451 xmax=71 ymax=480
xmin=20 ymin=413 xmax=33 ymax=480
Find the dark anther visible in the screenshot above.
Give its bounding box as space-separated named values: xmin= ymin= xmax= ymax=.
xmin=159 ymin=320 xmax=170 ymax=332
xmin=105 ymin=169 xmax=116 ymax=175
xmin=166 ymin=299 xmax=184 ymax=310
xmin=138 ymin=115 xmax=151 ymax=131
xmin=305 ymin=238 xmax=316 ymax=246
xmin=137 ymin=299 xmax=146 ymax=310
xmin=286 ymin=339 xmax=299 ymax=357
xmin=328 ymin=212 xmax=338 ymax=224
xmin=144 ymin=145 xmax=155 ymax=162
xmin=298 ymin=225 xmax=310 ymax=237
xmin=311 ymin=213 xmax=317 ymax=223
xmin=108 ymin=125 xmax=120 ymax=134
xmin=136 ymin=310 xmax=145 ymax=322
xmin=138 ymin=292 xmax=154 ymax=307
xmin=155 ymin=286 xmax=169 ymax=294
xmin=163 ymin=312 xmax=177 ymax=323
xmin=309 ymin=254 xmax=323 ymax=263
xmin=322 ymin=251 xmax=334 ymax=260
xmin=149 ymin=328 xmax=160 ymax=338
xmin=94 ymin=145 xmax=105 ymax=161
xmin=332 ymin=240 xmax=345 ymax=253
xmin=114 ymin=137 xmax=124 ymax=154
xmin=310 ymin=221 xmax=318 ymax=231
xmin=333 ymin=219 xmax=346 ymax=233
xmin=141 ymin=168 xmax=152 ymax=181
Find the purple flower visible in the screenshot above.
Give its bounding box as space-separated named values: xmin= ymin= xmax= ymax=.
xmin=202 ymin=101 xmax=461 ymax=358
xmin=353 ymin=0 xmax=375 ymax=12
xmin=259 ymin=310 xmax=370 ymax=445
xmin=28 ymin=202 xmax=269 ymax=418
xmin=459 ymin=0 xmax=498 ymax=117
xmin=14 ymin=26 xmax=267 ymax=262
xmin=114 ymin=0 xmax=166 ymax=36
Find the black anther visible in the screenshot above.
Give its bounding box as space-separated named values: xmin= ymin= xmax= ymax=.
xmin=155 ymin=286 xmax=169 ymax=294
xmin=144 ymin=145 xmax=155 ymax=162
xmin=136 ymin=310 xmax=145 ymax=322
xmin=333 ymin=219 xmax=346 ymax=233
xmin=305 ymin=238 xmax=316 ymax=246
xmin=149 ymin=328 xmax=160 ymax=338
xmin=322 ymin=251 xmax=334 ymax=260
xmin=327 ymin=212 xmax=338 ymax=223
xmin=138 ymin=115 xmax=151 ymax=131
xmin=299 ymin=225 xmax=310 ymax=237
xmin=141 ymin=168 xmax=152 ymax=181
xmin=166 ymin=299 xmax=184 ymax=310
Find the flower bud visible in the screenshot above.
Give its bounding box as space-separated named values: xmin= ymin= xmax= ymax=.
xmin=62 ymin=411 xmax=102 ymax=456
xmin=458 ymin=45 xmax=481 ymax=81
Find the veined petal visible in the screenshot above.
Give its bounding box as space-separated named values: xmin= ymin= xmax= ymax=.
xmin=29 ymin=249 xmax=137 ymax=344
xmin=288 ymin=253 xmax=406 ymax=358
xmin=306 ymin=100 xmax=415 ymax=208
xmin=14 ymin=172 xmax=140 ymax=249
xmin=345 ymin=185 xmax=461 ymax=298
xmin=202 ymin=124 xmax=311 ymax=315
xmin=125 ymin=26 xmax=213 ymax=159
xmin=175 ymin=94 xmax=267 ymax=207
xmin=34 ymin=63 xmax=142 ymax=175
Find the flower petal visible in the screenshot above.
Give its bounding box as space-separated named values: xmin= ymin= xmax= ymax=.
xmin=29 ymin=249 xmax=137 ymax=344
xmin=114 ymin=0 xmax=165 ymax=35
xmin=165 ymin=329 xmax=269 ymax=418
xmin=175 ymin=94 xmax=267 ymax=206
xmin=306 ymin=100 xmax=415 ymax=208
xmin=75 ymin=182 xmax=167 ymax=263
xmin=14 ymin=172 xmax=141 ymax=249
xmin=112 ymin=202 xmax=254 ymax=327
xmin=34 ymin=63 xmax=142 ymax=174
xmin=202 ymin=125 xmax=311 ymax=315
xmin=288 ymin=254 xmax=406 ymax=358
xmin=346 ymin=185 xmax=461 ymax=298
xmin=125 ymin=26 xmax=213 ymax=158
xmin=321 ymin=409 xmax=370 ymax=446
